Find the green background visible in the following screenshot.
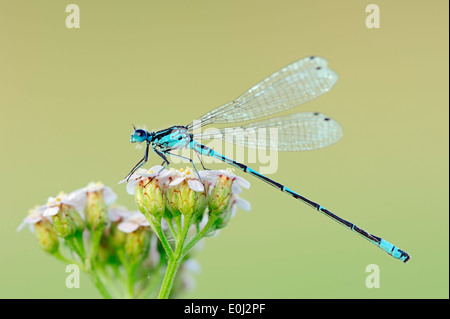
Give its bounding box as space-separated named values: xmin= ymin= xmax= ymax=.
xmin=0 ymin=0 xmax=448 ymax=298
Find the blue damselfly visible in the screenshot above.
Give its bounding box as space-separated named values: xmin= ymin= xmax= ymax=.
xmin=126 ymin=56 xmax=410 ymax=263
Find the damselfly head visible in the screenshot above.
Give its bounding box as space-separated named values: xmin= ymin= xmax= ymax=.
xmin=130 ymin=129 xmax=148 ymax=143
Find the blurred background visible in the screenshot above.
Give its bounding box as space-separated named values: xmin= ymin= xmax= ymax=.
xmin=0 ymin=0 xmax=448 ymax=298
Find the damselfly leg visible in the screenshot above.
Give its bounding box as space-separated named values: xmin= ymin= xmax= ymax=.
xmin=126 ymin=142 xmax=150 ymax=181
xmin=163 ymin=151 xmax=205 ymax=185
xmin=195 ymin=152 xmax=210 ymax=171
xmin=143 ymin=147 xmax=171 ymax=187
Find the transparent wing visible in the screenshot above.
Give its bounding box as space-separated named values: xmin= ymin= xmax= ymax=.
xmin=187 ymin=56 xmax=338 ymax=131
xmin=193 ymin=112 xmax=343 ymax=151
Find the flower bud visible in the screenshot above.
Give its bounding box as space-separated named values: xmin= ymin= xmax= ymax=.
xmin=208 ymin=174 xmax=233 ymax=217
xmin=165 ymin=169 xmax=207 ymax=219
xmin=51 ymin=205 xmax=79 ymax=238
xmin=67 ymin=205 xmax=85 ymax=231
xmin=136 ymin=179 xmax=165 ymax=219
xmin=34 ymin=219 xmax=59 ymax=254
xmin=85 ymin=190 xmax=107 ymax=232
xmin=124 ymin=228 xmax=151 ymax=265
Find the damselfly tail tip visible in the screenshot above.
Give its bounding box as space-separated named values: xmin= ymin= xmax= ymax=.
xmin=402 ymin=252 xmax=411 ymax=264
xmin=397 ymin=249 xmax=410 ymax=263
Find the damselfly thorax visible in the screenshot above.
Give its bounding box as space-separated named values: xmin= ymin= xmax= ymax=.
xmin=152 ymin=126 xmax=192 ymax=151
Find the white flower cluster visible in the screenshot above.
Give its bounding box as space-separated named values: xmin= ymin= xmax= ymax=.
xmin=123 ymin=165 xmax=251 ymax=214
xmin=18 ymin=182 xmax=118 ymax=231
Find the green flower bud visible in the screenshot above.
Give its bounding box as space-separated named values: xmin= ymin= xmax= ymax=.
xmin=34 ymin=219 xmax=59 ymax=254
xmin=136 ymin=179 xmax=165 ymax=219
xmin=68 ymin=205 xmax=85 ymax=230
xmin=51 ymin=205 xmax=79 ymax=238
xmin=208 ymin=175 xmax=233 ymax=217
xmin=85 ymin=191 xmax=107 ymax=232
xmin=124 ymin=228 xmax=151 ymax=265
xmin=165 ymin=169 xmax=207 ymax=219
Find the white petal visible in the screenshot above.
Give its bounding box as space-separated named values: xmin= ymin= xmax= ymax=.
xmin=169 ymin=176 xmax=185 ymax=187
xmin=36 ymin=205 xmax=47 ymax=213
xmin=117 ymin=221 xmax=139 ymax=233
xmin=63 ymin=191 xmax=87 ymax=211
xmin=18 ymin=222 xmax=37 ymax=233
xmin=220 ymin=169 xmax=234 ymax=178
xmin=157 ymin=169 xmax=173 ymax=181
xmin=139 ymin=167 xmax=160 ymax=177
xmin=188 ymin=179 xmax=204 ymax=192
xmin=103 ymin=187 xmax=118 ymax=205
xmin=235 ymin=197 xmax=251 ymax=211
xmin=108 ymin=206 xmax=131 ymax=222
xmin=119 ymin=172 xmax=140 ymax=184
xmin=43 ymin=206 xmax=60 ymax=216
xmin=85 ymin=182 xmax=103 ymax=192
xmin=138 ymin=172 xmax=154 ymax=178
xmin=147 ymin=165 xmax=164 ymax=174
xmin=126 ymin=179 xmax=140 ymax=195
xmin=131 ymin=213 xmax=149 ymax=227
xmin=16 ymin=221 xmax=28 ymax=232
xmin=198 ymin=213 xmax=209 ymax=231
xmin=139 ymin=218 xmax=150 ymax=227
xmin=235 ymin=176 xmax=251 ymax=189
xmin=128 ymin=212 xmax=150 ymax=226
xmin=231 ymin=183 xmax=242 ymax=195
xmin=199 ymin=170 xmax=219 ymax=179
xmin=230 ymin=204 xmax=237 ymax=218
xmin=24 ymin=214 xmax=43 ymax=224
xmin=46 ymin=196 xmax=58 ymax=204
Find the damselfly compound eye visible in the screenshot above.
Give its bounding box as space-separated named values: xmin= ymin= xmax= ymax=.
xmin=131 ymin=129 xmax=148 ymax=143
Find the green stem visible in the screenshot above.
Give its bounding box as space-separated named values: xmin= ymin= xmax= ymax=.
xmin=125 ymin=264 xmax=138 ymax=299
xmin=66 ymin=236 xmax=85 ymax=261
xmin=139 ymin=208 xmax=174 ymax=259
xmin=182 ymin=215 xmax=218 ymax=258
xmin=88 ymin=264 xmax=113 ymax=299
xmin=53 ymin=250 xmax=85 ymax=271
xmin=174 ymin=215 xmax=182 ymax=241
xmin=89 ymin=228 xmax=103 ymax=262
xmin=167 ymin=217 xmax=178 ymax=239
xmin=76 ymin=231 xmax=114 ymax=299
xmin=62 ymin=234 xmax=112 ymax=299
xmin=97 ymin=266 xmax=122 ymax=299
xmin=157 ymin=256 xmax=182 ymax=299
xmin=157 ymin=215 xmax=192 ymax=299
xmin=147 ymin=217 xmax=174 ymax=259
